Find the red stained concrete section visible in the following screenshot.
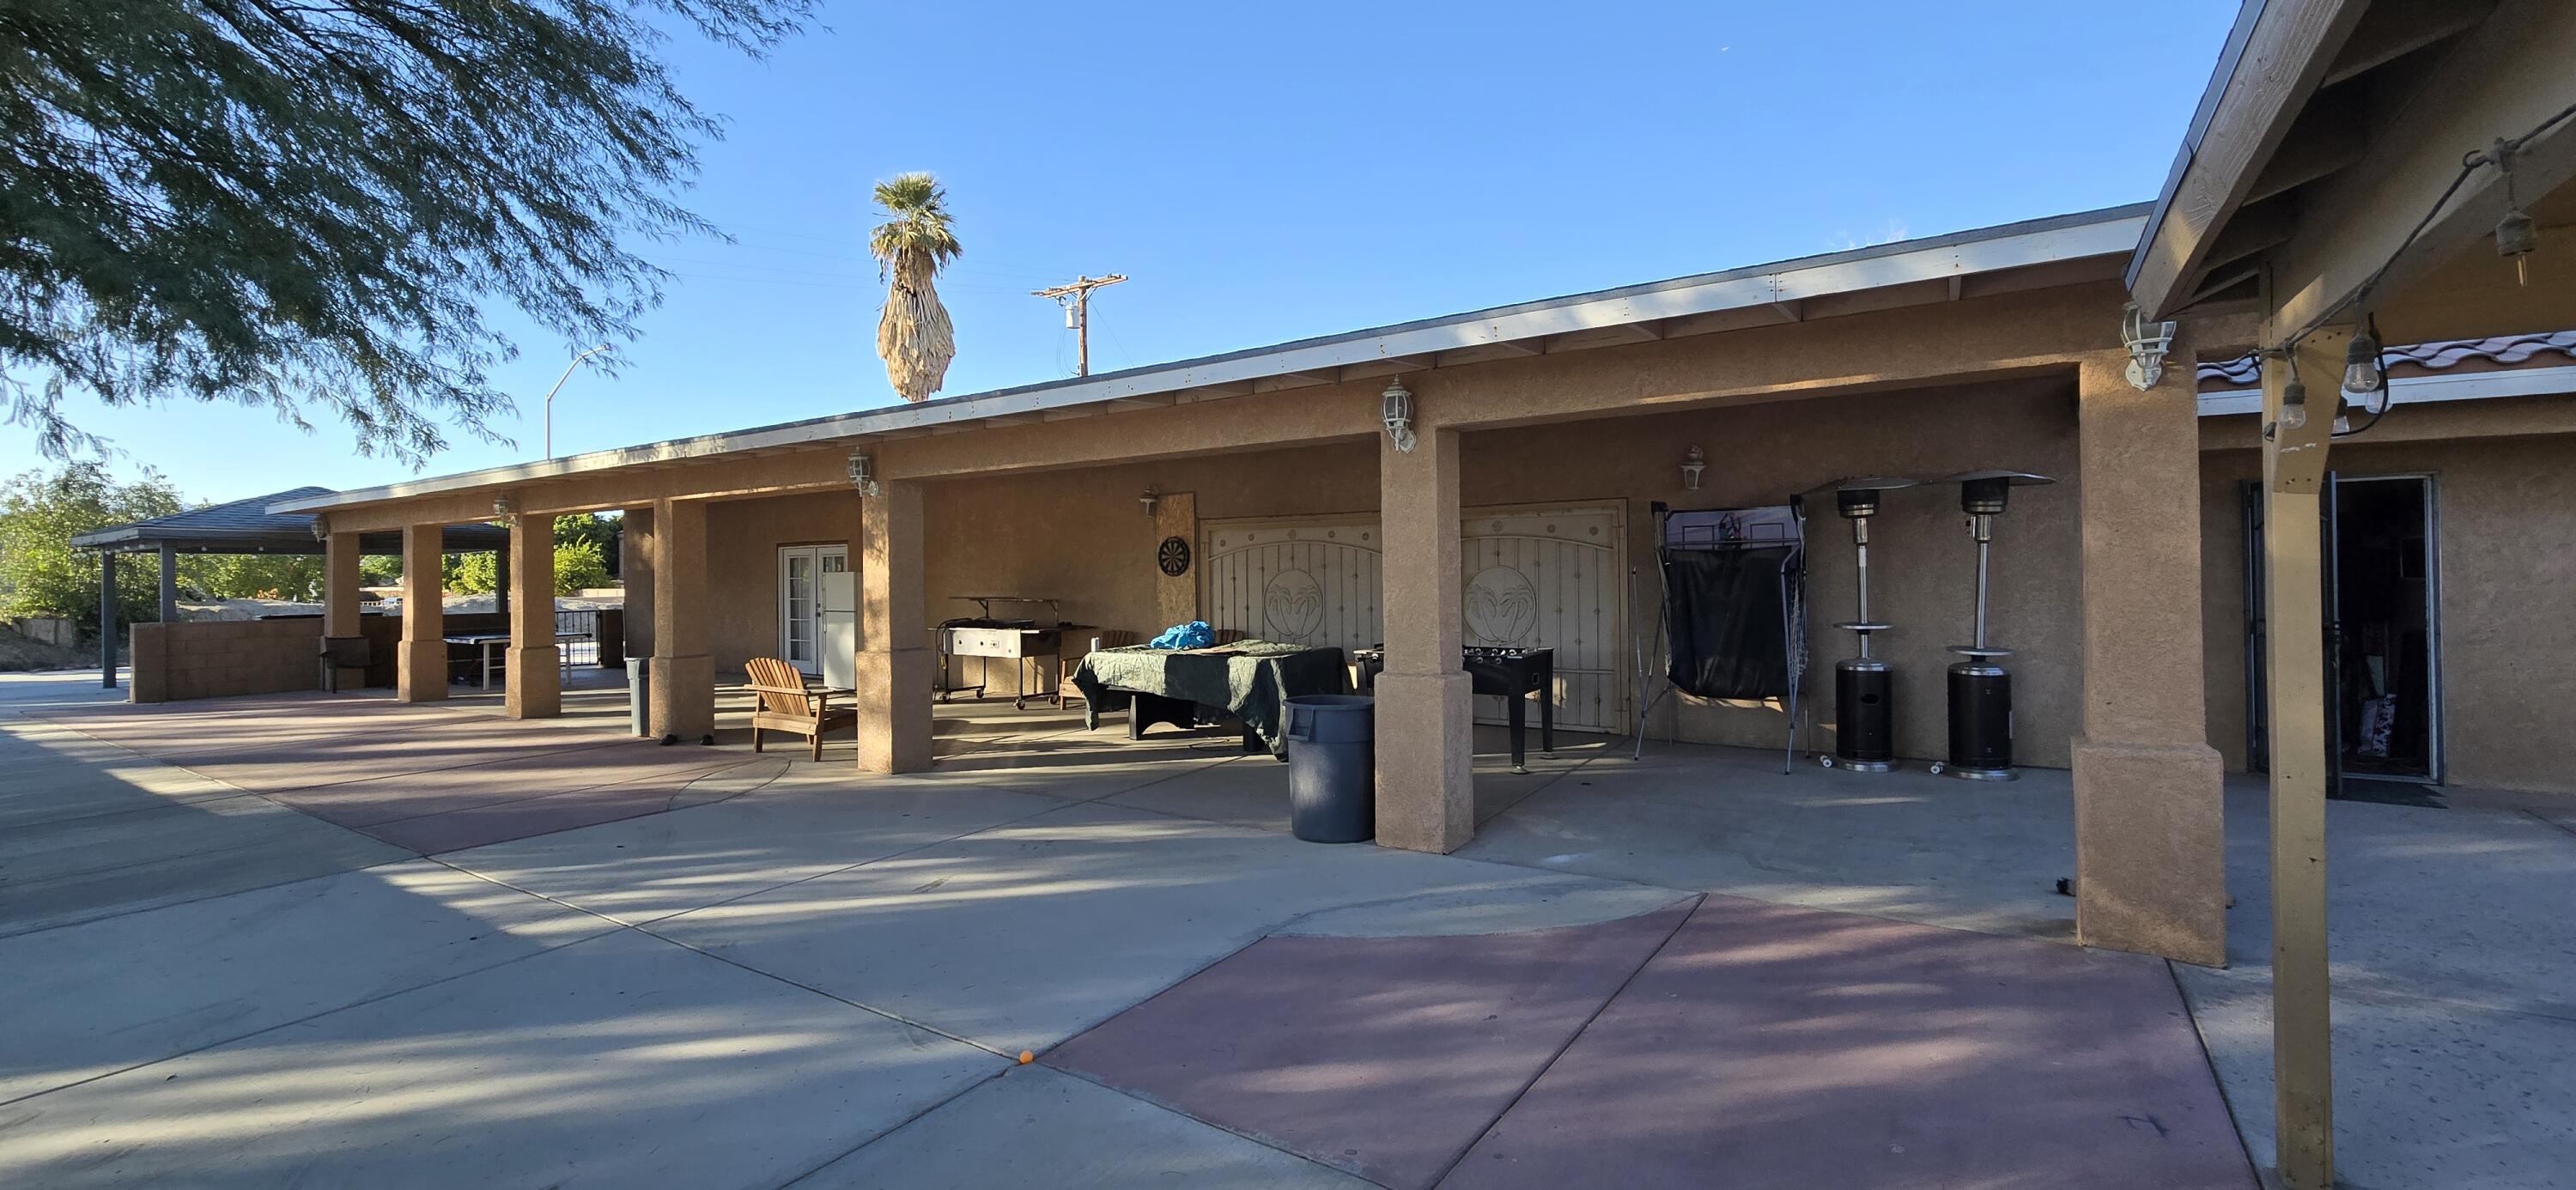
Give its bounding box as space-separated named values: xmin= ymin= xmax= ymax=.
xmin=35 ymin=694 xmax=755 ymax=855
xmin=1442 ymin=896 xmax=2255 ymax=1190
xmin=1047 ymin=902 xmax=1696 ymax=1190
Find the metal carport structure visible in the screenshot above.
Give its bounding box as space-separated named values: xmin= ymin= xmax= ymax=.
xmin=70 ymin=486 xmax=511 ymax=689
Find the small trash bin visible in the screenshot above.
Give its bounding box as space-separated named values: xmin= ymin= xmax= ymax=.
xmin=626 ymin=654 xmax=651 ymax=738
xmin=1284 ymin=695 xmax=1376 ymax=843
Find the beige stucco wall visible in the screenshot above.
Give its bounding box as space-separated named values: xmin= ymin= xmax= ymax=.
xmin=2199 ymin=421 xmax=2576 ymax=793
xmin=701 ymin=378 xmax=2084 ymax=768
xmin=706 ymin=489 xmax=863 ymax=670
xmin=1461 ymin=377 xmax=2083 ymax=766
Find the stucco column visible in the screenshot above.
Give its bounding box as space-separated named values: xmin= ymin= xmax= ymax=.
xmin=647 ymin=499 xmax=714 ymax=743
xmin=322 ymin=530 xmax=367 ymax=690
xmin=620 ymin=506 xmax=656 ymax=662
xmin=1376 ymin=422 xmax=1473 ymax=853
xmin=857 ymin=479 xmax=933 ymax=773
xmin=2070 ymin=346 xmax=2225 ymax=966
xmin=397 ymin=524 xmax=448 ymax=702
xmin=506 ymin=513 xmax=560 ymax=719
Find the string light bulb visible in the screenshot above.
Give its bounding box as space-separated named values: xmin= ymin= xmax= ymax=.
xmin=2279 ymin=350 xmax=2309 ymax=433
xmin=2488 ymin=137 xmax=2539 ymax=286
xmin=2342 ymin=329 xmax=2383 ymax=398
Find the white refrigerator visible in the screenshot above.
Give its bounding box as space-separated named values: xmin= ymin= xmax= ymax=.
xmin=819 ymin=568 xmax=857 ymax=690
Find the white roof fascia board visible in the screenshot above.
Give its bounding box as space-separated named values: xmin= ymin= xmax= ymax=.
xmin=2196 ymin=362 xmax=2576 ymax=416
xmin=276 ymin=209 xmax=2146 ymax=515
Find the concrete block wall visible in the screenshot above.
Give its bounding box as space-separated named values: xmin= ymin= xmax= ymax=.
xmin=128 ymin=609 xmax=623 ymax=703
xmin=130 ymin=619 xmax=331 ymax=703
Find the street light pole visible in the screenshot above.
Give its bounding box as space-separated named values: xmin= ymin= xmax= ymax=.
xmin=542 ymin=344 xmax=613 ymax=458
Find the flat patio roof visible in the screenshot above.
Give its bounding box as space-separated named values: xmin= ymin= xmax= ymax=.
xmin=273 ymin=203 xmax=2151 ymax=517
xmin=72 ymin=487 xmax=513 ymax=556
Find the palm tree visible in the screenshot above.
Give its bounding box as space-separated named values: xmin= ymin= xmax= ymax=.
xmin=869 ymin=173 xmax=962 ymax=402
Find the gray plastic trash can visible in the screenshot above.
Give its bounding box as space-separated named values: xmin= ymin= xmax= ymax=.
xmin=627 ymin=655 xmax=651 ymax=738
xmin=1284 ymin=695 xmax=1376 ymax=843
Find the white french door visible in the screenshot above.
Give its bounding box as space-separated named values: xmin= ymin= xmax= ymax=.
xmin=778 ymin=545 xmax=850 ymax=677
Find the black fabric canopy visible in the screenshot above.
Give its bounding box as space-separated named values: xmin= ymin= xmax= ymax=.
xmin=1661 ymin=543 xmax=1798 ymax=701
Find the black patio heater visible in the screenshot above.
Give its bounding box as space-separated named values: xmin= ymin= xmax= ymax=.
xmin=1823 ymin=477 xmax=1916 ymax=772
xmin=1935 ymin=471 xmax=2054 ymax=780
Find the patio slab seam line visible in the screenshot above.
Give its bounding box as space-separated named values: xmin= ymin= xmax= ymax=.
xmin=1419 ymin=894 xmax=1705 ymax=1190
xmin=1473 ymin=752 xmax=1606 ymax=827
xmin=2167 ymin=960 xmax=2269 ymax=1186
xmin=0 ymin=843 xmax=422 ymax=944
xmin=2185 ymin=961 xmax=2576 ymax=1027
xmin=1021 ymin=1059 xmax=1426 ymax=1190
xmin=0 ymin=910 xmax=633 ymax=1111
xmin=2524 ymin=807 xmax=2576 ymax=840
xmin=335 ymin=754 xmax=770 ymax=834
xmin=428 ymin=853 xmax=1021 ymax=1060
xmin=236 ymin=731 xmax=645 ymax=796
xmin=419 ymin=794 xmax=1217 ymax=1044
xmin=0 ymin=787 xmax=268 ymax=833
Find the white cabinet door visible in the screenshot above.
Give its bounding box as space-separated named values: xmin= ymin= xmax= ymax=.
xmin=1200 ymin=517 xmax=1382 ymax=656
xmin=1200 ymin=507 xmax=1626 ymax=734
xmin=1462 ymin=506 xmax=1625 ymax=733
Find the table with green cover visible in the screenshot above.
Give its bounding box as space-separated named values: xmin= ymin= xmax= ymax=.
xmin=1072 ymin=641 xmax=1349 ymax=756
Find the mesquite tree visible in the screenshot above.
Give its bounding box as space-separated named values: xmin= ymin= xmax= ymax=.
xmin=0 ymin=0 xmax=812 ymax=464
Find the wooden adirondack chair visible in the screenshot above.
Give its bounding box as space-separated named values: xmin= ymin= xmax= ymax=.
xmin=746 ymin=658 xmax=857 ymax=761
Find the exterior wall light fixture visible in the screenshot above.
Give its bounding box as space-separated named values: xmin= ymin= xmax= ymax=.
xmin=1140 ymin=484 xmax=1161 ymax=517
xmin=1382 ymin=378 xmax=1417 ymax=454
xmin=309 ymin=513 xmax=331 ymax=542
xmin=491 ymin=495 xmax=516 ymax=526
xmin=2122 ymin=302 xmax=2178 ymax=390
xmin=1680 ymin=446 xmax=1706 ymax=490
xmin=846 ymin=449 xmax=882 ymax=498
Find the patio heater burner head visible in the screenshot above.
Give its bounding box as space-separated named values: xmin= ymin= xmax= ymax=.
xmin=1942 ymin=471 xmax=2051 ymax=516
xmin=1831 ymin=477 xmax=1915 ymax=519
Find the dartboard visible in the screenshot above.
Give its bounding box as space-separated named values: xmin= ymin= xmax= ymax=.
xmin=1157 ymin=535 xmax=1192 ymax=577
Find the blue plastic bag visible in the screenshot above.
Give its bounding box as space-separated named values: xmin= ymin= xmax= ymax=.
xmin=1151 ymin=621 xmax=1214 ymax=649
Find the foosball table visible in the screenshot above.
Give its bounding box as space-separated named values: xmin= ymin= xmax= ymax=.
xmin=1352 ymin=645 xmax=1555 ymax=773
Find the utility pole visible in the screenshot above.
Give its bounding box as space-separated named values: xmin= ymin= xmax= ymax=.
xmin=1033 ymin=274 xmax=1127 ymax=376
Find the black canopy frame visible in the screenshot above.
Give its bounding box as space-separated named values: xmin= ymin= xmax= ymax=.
xmin=1631 ymin=499 xmax=1810 ymax=773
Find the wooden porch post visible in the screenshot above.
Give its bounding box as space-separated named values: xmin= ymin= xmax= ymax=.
xmin=856 ymin=479 xmax=933 ymax=773
xmin=1374 ymin=415 xmax=1473 ymax=853
xmin=506 ymin=512 xmax=560 ymax=719
xmin=647 ymin=499 xmax=714 ymax=744
xmin=397 ymin=524 xmax=447 ymax=701
xmin=2263 ymin=331 xmax=2343 ymax=1190
xmin=2069 ymin=344 xmax=2227 ymax=966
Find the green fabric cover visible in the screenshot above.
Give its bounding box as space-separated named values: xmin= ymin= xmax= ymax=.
xmin=1073 ymin=641 xmax=1349 ymax=756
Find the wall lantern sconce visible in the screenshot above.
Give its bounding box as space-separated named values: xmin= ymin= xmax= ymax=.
xmin=1680 ymin=445 xmax=1707 ymax=490
xmin=2122 ymin=302 xmax=2177 ymax=391
xmin=846 ymin=448 xmax=882 ymax=498
xmin=491 ymin=495 xmax=517 ymax=526
xmin=1382 ymin=378 xmax=1417 ymax=454
xmin=1140 ymin=484 xmax=1161 ymax=517
xmin=309 ymin=513 xmax=331 ymax=542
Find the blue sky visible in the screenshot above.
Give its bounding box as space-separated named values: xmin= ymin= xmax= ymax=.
xmin=6 ymin=1 xmax=2243 ymax=502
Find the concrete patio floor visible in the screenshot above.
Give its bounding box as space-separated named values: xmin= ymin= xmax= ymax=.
xmin=2 ymin=667 xmax=2570 ymax=1187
